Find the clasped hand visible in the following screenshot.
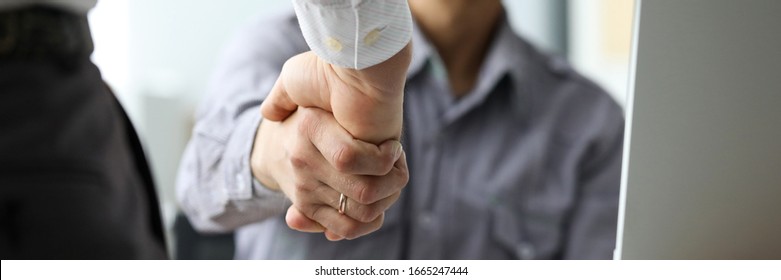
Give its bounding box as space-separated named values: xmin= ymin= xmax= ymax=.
xmin=251 ymin=45 xmax=411 ymax=241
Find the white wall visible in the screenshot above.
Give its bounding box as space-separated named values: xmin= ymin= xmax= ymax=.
xmin=89 ymin=0 xmax=130 ymax=111
xmin=569 ymin=0 xmax=635 ymax=107
xmin=502 ymin=0 xmax=565 ymax=54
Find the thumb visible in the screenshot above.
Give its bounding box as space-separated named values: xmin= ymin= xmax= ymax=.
xmin=262 ymin=52 xmax=334 ymax=121
xmin=285 ymin=206 xmax=325 ymax=233
xmin=261 ymin=77 xmax=298 ymax=122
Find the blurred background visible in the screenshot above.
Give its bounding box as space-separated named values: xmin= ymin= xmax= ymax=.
xmin=87 ymin=0 xmax=635 ymax=259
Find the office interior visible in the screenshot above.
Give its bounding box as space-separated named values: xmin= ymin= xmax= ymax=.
xmin=86 ymin=0 xmax=635 ymax=259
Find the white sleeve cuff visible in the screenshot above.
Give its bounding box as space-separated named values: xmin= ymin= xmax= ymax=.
xmin=292 ymin=0 xmax=412 ymax=70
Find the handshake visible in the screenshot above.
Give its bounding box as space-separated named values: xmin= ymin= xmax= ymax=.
xmin=250 ymin=43 xmax=413 ymax=241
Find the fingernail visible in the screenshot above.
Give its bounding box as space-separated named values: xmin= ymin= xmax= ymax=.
xmin=325 ymin=231 xmax=344 ymax=242
xmin=393 ymin=142 xmax=403 ymax=161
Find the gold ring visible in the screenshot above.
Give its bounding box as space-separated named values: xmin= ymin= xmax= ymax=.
xmin=338 ymin=193 xmax=347 ymax=215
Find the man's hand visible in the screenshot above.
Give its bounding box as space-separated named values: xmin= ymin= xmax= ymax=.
xmin=257 ymin=42 xmax=411 ymax=240
xmin=260 ymin=43 xmax=412 ymax=144
xmin=251 ymin=107 xmax=409 ymax=240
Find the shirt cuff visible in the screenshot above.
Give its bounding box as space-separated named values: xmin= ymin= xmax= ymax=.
xmin=292 ymin=0 xmax=412 ymax=69
xmin=222 ymin=110 xmax=289 ymax=216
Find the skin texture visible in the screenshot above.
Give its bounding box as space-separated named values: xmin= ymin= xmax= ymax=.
xmin=253 ymin=44 xmax=412 ymax=240
xmin=251 ymin=107 xmax=408 ymax=240
xmin=261 ymin=45 xmax=411 ymax=144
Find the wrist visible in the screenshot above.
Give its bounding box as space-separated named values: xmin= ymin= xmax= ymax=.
xmin=250 ymin=120 xmax=281 ymax=192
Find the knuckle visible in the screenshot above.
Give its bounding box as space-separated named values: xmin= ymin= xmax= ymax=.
xmin=355 ymin=179 xmax=379 ymax=205
xmin=297 ymin=203 xmax=317 ymax=219
xmin=395 ymin=166 xmax=410 ymax=188
xmin=292 ymin=180 xmax=316 ymax=194
xmin=332 ymin=144 xmax=358 ymax=172
xmin=357 ymin=205 xmax=382 ymax=223
xmin=308 ymin=205 xmax=329 ymax=226
xmin=296 ymin=110 xmax=315 ymax=136
xmin=379 ymin=160 xmax=395 ymax=175
xmin=379 ymin=150 xmax=396 ymax=173
xmin=288 ymin=153 xmax=309 ymax=170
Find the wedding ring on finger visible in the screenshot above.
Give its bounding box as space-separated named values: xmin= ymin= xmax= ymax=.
xmin=338 ymin=193 xmax=347 ymax=215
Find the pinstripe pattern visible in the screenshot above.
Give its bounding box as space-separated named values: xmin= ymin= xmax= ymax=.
xmin=292 ymin=0 xmax=412 ymax=70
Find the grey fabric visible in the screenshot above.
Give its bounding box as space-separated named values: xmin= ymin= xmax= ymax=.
xmin=177 ymin=11 xmax=624 ymax=260
xmin=0 ymin=6 xmax=166 ymax=258
xmin=0 ymin=0 xmax=96 ymax=14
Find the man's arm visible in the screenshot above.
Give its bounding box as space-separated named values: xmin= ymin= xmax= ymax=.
xmin=254 ymin=0 xmax=414 ymax=240
xmin=177 ymin=0 xmax=413 ymax=236
xmin=175 ymin=15 xmax=303 ymax=232
xmin=262 ymin=0 xmax=413 ymax=143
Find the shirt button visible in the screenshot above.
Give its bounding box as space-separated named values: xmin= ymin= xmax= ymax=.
xmin=363 ymin=27 xmax=383 ymax=46
xmin=517 ymin=242 xmax=536 ymax=260
xmin=419 ymin=212 xmax=434 ymax=226
xmin=325 ymin=36 xmax=343 ymax=52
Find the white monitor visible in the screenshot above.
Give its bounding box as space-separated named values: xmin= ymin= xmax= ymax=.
xmin=615 ymin=0 xmax=781 ymax=259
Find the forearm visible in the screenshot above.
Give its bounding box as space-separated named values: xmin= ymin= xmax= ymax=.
xmin=292 ymin=0 xmax=413 ymax=144
xmin=176 ymin=14 xmax=311 ymax=232
xmin=328 ymin=43 xmax=411 ymax=143
xmin=176 ymin=113 xmax=289 ymax=233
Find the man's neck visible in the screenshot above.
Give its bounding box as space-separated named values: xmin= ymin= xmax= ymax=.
xmin=409 ymin=0 xmax=503 ymax=97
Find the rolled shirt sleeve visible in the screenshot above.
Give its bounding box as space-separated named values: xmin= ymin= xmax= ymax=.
xmin=292 ymin=0 xmax=412 ymax=69
xmin=175 ymin=15 xmax=299 ymax=233
xmin=176 ymin=107 xmax=290 ymax=233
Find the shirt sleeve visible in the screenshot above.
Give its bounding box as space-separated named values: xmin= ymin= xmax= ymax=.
xmin=292 ymin=0 xmax=412 ymax=69
xmin=175 ymin=16 xmax=300 ymax=233
xmin=176 ymin=111 xmax=290 ymax=233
